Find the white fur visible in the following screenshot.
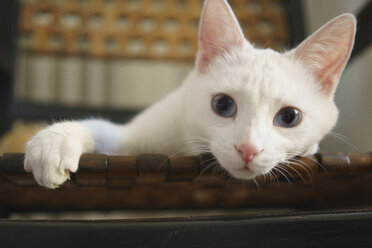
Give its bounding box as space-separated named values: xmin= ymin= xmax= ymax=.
xmin=25 ymin=0 xmax=356 ymax=188
xmin=24 ymin=122 xmax=95 ymax=188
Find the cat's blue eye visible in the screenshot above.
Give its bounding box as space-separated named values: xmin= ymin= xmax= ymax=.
xmin=212 ymin=94 xmax=237 ymax=118
xmin=274 ymin=107 xmax=302 ymax=128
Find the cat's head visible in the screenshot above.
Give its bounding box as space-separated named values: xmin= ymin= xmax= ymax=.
xmin=183 ymin=0 xmax=356 ymax=179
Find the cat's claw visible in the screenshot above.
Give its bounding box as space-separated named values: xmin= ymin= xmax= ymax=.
xmin=24 ymin=122 xmax=94 ymax=189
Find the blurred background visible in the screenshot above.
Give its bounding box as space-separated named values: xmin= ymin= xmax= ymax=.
xmin=0 ymin=0 xmax=371 ymax=154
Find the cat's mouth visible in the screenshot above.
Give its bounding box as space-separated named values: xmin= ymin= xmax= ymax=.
xmin=229 ymin=167 xmax=258 ymax=179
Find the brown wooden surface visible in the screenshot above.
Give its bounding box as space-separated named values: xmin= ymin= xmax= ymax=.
xmin=18 ymin=0 xmax=290 ymax=60
xmin=1 ymin=152 xmax=372 ymax=214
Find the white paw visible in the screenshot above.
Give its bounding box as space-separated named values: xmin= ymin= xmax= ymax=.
xmin=24 ymin=122 xmax=94 ymax=188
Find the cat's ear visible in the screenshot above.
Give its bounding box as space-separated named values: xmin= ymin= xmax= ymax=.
xmin=289 ymin=14 xmax=356 ymax=97
xmin=196 ymin=0 xmax=246 ymax=73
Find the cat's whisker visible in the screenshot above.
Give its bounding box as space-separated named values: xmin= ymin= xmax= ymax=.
xmin=197 ymin=160 xmax=220 ymax=180
xmin=267 ymin=171 xmax=274 ymax=182
xmin=272 ymin=167 xmax=291 ymax=184
xmin=277 ymin=164 xmax=295 ymax=178
xmin=276 ymin=165 xmax=296 ymax=182
xmin=267 ymin=170 xmax=278 ymax=183
xmin=156 ymin=146 xmax=212 ymax=171
xmin=329 ymin=131 xmax=348 ymax=139
xmin=288 ymin=158 xmax=313 ymax=177
xmin=287 ymin=152 xmax=328 ymax=176
xmin=272 ymin=171 xmax=279 ymax=183
xmin=301 ymin=155 xmax=328 ymax=175
xmin=162 ymin=149 xmax=211 ymax=168
xmin=200 ymin=158 xmax=219 ymax=173
xmin=270 ymin=170 xmax=279 ymax=183
xmin=283 ymin=161 xmax=308 ymax=184
xmin=156 ymin=140 xmax=216 ymax=176
xmin=209 ymin=164 xmax=224 ymax=184
xmin=287 ymin=155 xmax=314 ymax=173
xmin=288 ymin=161 xmax=314 ymax=183
xmin=327 ymin=131 xmax=357 ymax=150
xmin=252 ymin=178 xmax=262 ymax=190
xmin=200 ymin=157 xmax=218 ymax=166
xmin=185 ymin=148 xmax=212 ymax=154
xmin=262 ymin=173 xmax=267 ymax=183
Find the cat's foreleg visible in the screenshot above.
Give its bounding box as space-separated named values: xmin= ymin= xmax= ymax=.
xmin=24 ymin=119 xmax=125 ymax=188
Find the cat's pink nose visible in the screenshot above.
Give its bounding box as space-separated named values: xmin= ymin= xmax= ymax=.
xmin=235 ymin=144 xmax=263 ymax=163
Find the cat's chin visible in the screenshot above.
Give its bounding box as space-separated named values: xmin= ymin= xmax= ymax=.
xmin=228 ymin=168 xmax=258 ymax=180
xmin=225 ymin=163 xmax=273 ymax=180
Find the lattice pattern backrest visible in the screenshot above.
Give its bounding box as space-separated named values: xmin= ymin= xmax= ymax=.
xmin=19 ymin=0 xmax=289 ymax=60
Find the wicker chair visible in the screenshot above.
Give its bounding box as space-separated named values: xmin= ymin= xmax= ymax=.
xmin=1 ymin=0 xmax=372 ymax=247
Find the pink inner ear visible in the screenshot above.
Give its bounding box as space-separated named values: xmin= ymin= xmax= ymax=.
xmin=317 ymin=47 xmax=353 ymax=95
xmin=196 ymin=0 xmax=245 ymax=73
xmin=293 ymin=14 xmax=356 ymax=96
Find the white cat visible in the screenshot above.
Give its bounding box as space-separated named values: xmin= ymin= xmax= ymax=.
xmin=24 ymin=0 xmax=356 ymax=188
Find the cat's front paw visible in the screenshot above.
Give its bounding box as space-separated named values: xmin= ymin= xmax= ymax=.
xmin=24 ymin=122 xmax=94 ymax=188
